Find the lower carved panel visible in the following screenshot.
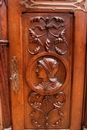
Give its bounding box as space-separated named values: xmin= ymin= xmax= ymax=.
xmin=29 ymin=91 xmax=66 ymax=128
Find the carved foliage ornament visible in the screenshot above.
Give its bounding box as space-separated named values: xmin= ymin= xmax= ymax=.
xmin=28 ymin=16 xmax=68 ymax=55
xmin=20 ymin=0 xmax=87 ymax=12
xmin=29 ymin=91 xmax=66 ymax=128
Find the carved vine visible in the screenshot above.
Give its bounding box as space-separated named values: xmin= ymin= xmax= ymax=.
xmin=29 ymin=91 xmax=66 ymax=128
xmin=20 ymin=0 xmax=87 ymax=12
xmin=28 ymin=16 xmax=68 ymax=55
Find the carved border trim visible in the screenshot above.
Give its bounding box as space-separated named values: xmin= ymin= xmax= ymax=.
xmin=24 ymin=129 xmax=70 ymax=130
xmin=20 ymin=0 xmax=87 ymax=12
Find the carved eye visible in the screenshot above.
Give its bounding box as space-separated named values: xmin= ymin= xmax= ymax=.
xmin=38 ymin=65 xmax=43 ymax=69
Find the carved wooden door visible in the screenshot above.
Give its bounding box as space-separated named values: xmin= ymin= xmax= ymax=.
xmin=8 ymin=0 xmax=86 ymax=130
xmin=23 ymin=13 xmax=72 ymax=129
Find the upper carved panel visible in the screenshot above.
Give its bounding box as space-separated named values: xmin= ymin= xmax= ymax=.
xmin=28 ymin=16 xmax=68 ymax=55
xmin=20 ymin=0 xmax=87 ymax=12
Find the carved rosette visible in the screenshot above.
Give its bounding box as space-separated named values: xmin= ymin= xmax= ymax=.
xmin=26 ymin=15 xmax=69 ymax=128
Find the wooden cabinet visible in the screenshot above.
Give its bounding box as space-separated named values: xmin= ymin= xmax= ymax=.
xmin=0 ymin=0 xmax=86 ymax=130
xmin=0 ymin=0 xmax=11 ymax=129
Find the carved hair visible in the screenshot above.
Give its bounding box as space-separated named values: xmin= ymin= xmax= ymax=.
xmin=38 ymin=57 xmax=59 ymax=79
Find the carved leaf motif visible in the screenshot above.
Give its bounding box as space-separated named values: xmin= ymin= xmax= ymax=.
xmin=32 ymin=119 xmax=41 ymax=128
xmin=31 ymin=102 xmax=41 ymax=109
xmin=54 ymin=29 xmax=68 ymax=55
xmin=54 ymin=17 xmax=64 ymax=22
xmin=31 ymin=16 xmax=45 ymax=22
xmin=28 ymin=16 xmax=68 ymax=55
xmin=28 ymin=29 xmax=43 ymax=54
xmin=28 ymin=91 xmax=66 ymax=128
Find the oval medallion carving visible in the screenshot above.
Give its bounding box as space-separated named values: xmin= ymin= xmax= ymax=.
xmin=26 ymin=52 xmax=68 ymax=95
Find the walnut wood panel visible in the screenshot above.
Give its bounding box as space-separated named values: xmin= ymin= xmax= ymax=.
xmin=22 ymin=13 xmax=73 ymax=129
xmin=8 ymin=0 xmax=86 ymax=129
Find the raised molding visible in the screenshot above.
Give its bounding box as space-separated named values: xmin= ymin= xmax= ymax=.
xmin=20 ymin=0 xmax=87 ymax=12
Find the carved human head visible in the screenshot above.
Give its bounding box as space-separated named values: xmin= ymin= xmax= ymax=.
xmin=37 ymin=57 xmax=59 ymax=81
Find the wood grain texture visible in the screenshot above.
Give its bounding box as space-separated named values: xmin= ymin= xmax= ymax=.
xmin=8 ymin=0 xmax=24 ymax=130
xmin=82 ymin=15 xmax=87 ymax=128
xmin=8 ymin=0 xmax=86 ymax=130
xmin=0 ymin=46 xmax=11 ymax=128
xmin=22 ymin=13 xmax=73 ymax=129
xmin=0 ymin=0 xmax=11 ymax=128
xmin=70 ymin=11 xmax=86 ymax=130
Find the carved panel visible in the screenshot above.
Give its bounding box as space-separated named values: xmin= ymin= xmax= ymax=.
xmin=23 ymin=13 xmax=73 ymax=128
xmin=29 ymin=91 xmax=66 ymax=128
xmin=28 ymin=16 xmax=68 ymax=55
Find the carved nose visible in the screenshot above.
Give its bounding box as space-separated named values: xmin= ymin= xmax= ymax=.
xmin=36 ymin=68 xmax=39 ymax=73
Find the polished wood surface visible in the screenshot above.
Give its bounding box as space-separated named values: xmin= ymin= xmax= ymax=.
xmin=23 ymin=13 xmax=73 ymax=129
xmin=3 ymin=0 xmax=87 ymax=130
xmin=82 ymin=17 xmax=87 ymax=128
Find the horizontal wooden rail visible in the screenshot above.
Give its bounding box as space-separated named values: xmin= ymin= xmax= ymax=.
xmin=0 ymin=40 xmax=8 ymax=45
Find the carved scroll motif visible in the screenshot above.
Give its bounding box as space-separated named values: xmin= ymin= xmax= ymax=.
xmin=28 ymin=16 xmax=68 ymax=55
xmin=20 ymin=0 xmax=87 ymax=12
xmin=29 ymin=91 xmax=66 ymax=128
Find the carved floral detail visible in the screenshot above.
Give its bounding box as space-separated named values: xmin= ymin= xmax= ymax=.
xmin=28 ymin=16 xmax=68 ymax=55
xmin=29 ymin=91 xmax=66 ymax=128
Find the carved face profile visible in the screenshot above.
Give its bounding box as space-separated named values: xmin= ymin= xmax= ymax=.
xmin=26 ymin=53 xmax=67 ymax=95
xmin=36 ymin=57 xmax=59 ymax=82
xmin=35 ymin=57 xmax=62 ymax=92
